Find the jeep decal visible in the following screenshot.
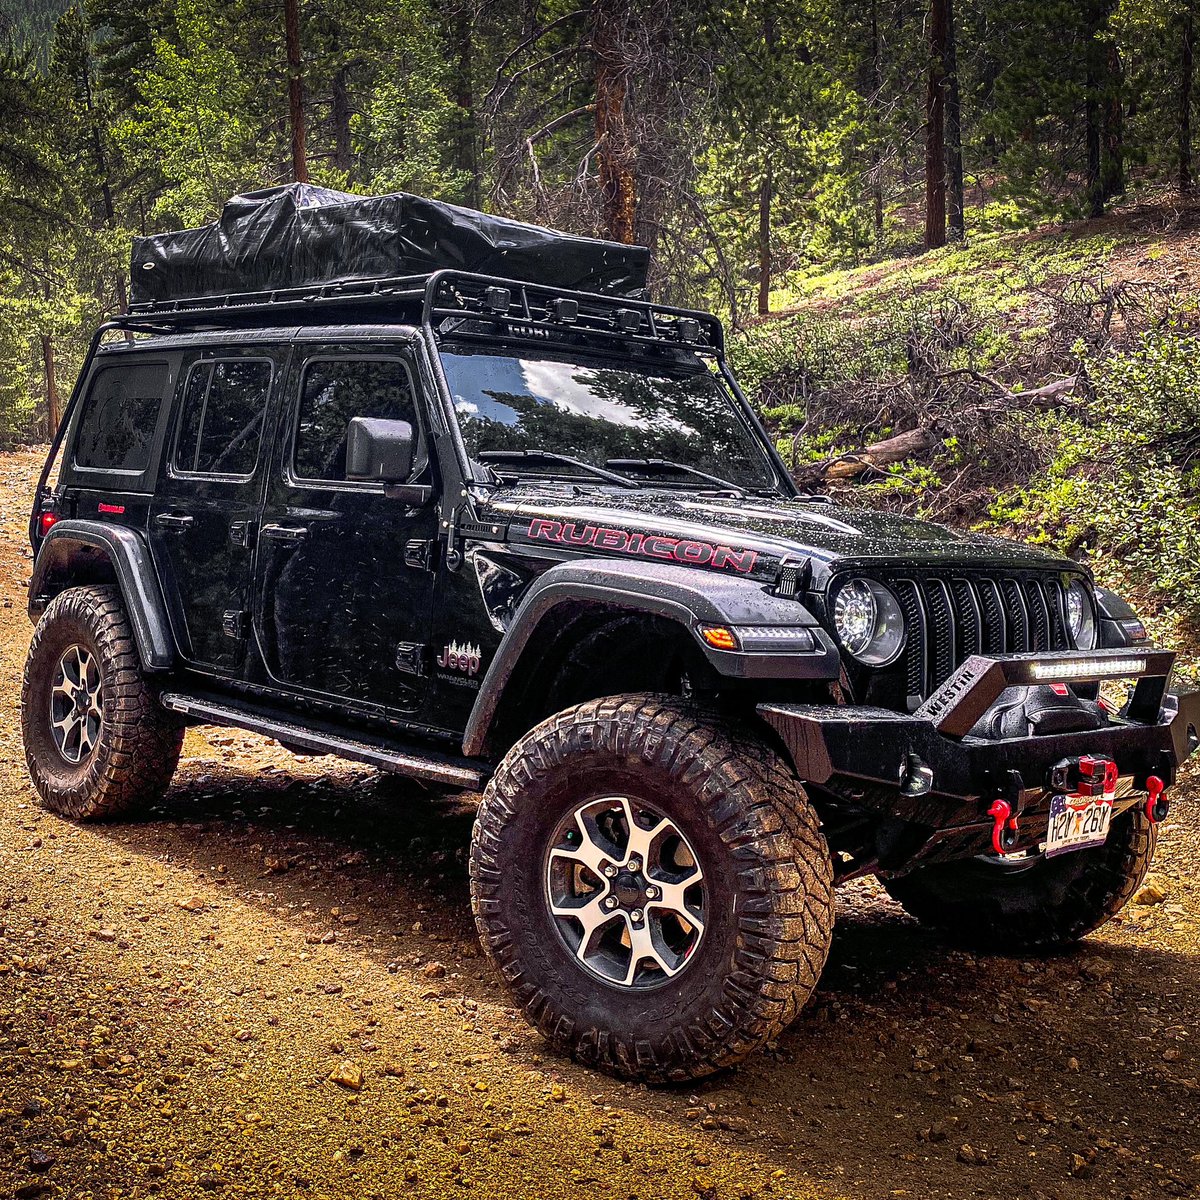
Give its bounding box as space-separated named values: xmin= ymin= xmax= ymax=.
xmin=526 ymin=518 xmax=758 ymax=574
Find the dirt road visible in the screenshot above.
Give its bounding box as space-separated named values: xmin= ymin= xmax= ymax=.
xmin=1 ymin=447 xmax=1197 ymax=1200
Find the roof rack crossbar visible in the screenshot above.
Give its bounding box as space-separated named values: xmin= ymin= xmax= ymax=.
xmin=112 ymin=268 xmax=726 ymax=355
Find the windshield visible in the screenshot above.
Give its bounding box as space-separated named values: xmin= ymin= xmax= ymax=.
xmin=439 ymin=348 xmax=781 ymax=492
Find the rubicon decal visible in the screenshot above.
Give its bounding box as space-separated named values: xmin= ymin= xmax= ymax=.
xmin=437 ymin=641 xmax=482 ymax=676
xmin=527 ymin=518 xmax=758 ymax=574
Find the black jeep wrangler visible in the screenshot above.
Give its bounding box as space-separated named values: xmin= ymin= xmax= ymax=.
xmin=22 ymin=188 xmax=1200 ymax=1083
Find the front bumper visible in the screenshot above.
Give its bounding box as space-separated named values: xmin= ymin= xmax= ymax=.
xmin=759 ymin=648 xmax=1200 ymax=865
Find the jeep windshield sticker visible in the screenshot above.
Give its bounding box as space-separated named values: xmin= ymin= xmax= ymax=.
xmin=526 ymin=518 xmax=758 ymax=574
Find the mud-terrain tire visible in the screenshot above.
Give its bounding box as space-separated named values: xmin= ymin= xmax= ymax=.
xmin=22 ymin=585 xmax=183 ymax=821
xmin=469 ymin=694 xmax=835 ymax=1083
xmin=883 ymin=806 xmax=1156 ymax=952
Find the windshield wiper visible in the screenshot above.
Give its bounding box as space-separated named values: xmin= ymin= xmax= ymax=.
xmin=605 ymin=458 xmax=746 ymax=498
xmin=478 ymin=450 xmax=641 ymax=489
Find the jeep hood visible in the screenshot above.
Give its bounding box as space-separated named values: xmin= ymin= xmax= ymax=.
xmin=483 ymin=486 xmax=1076 ymax=583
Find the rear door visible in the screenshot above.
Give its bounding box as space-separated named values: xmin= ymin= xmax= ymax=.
xmin=149 ymin=347 xmax=279 ymax=674
xmin=252 ymin=345 xmax=440 ymax=716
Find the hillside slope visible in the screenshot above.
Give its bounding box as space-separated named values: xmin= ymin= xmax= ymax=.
xmin=733 ymin=198 xmax=1200 ymax=665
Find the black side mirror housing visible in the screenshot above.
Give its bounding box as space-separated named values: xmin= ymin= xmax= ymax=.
xmin=345 ymin=417 xmax=433 ymax=505
xmin=346 ymin=416 xmax=415 ymax=482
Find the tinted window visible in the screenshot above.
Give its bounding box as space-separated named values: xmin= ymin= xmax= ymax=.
xmin=75 ymin=362 xmax=168 ymax=472
xmin=174 ymin=359 xmax=271 ymax=476
xmin=439 ymin=350 xmax=777 ymax=491
xmin=295 ymin=358 xmax=417 ymax=482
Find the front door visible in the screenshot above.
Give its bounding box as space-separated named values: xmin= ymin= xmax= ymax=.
xmin=149 ymin=348 xmax=278 ymax=674
xmin=253 ymin=347 xmax=439 ymax=715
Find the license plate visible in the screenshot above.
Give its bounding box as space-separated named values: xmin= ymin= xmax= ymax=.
xmin=1045 ymin=792 xmax=1114 ymax=857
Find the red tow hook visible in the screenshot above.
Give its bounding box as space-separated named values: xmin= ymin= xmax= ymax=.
xmin=988 ymin=798 xmax=1020 ymax=855
xmin=1145 ymin=775 xmax=1170 ymax=824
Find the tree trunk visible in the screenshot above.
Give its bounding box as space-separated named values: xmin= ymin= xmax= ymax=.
xmin=284 ymin=0 xmax=308 ymax=183
xmin=944 ymin=0 xmax=965 ymax=241
xmin=41 ymin=335 xmax=60 ymax=440
xmin=870 ymin=0 xmax=884 ymax=248
xmin=1180 ymin=8 xmax=1194 ymax=194
xmin=1101 ymin=41 xmax=1124 ymax=202
xmin=1085 ymin=22 xmax=1103 ymax=217
xmin=924 ymin=0 xmax=948 ymax=250
xmin=592 ymin=0 xmax=636 ymax=244
xmin=757 ymin=167 xmax=772 ymax=316
xmin=453 ymin=4 xmax=479 ymax=207
xmin=331 ymin=66 xmax=353 ymax=176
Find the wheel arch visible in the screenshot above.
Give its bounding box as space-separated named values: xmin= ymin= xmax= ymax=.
xmin=29 ymin=521 xmax=176 ymax=672
xmin=462 ymin=558 xmax=837 ymax=759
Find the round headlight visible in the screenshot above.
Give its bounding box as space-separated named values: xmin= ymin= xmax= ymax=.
xmin=832 ymin=578 xmax=906 ymax=665
xmin=1066 ymin=579 xmax=1097 ymax=649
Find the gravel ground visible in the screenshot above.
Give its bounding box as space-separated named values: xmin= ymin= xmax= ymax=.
xmin=1 ymin=447 xmax=1197 ymax=1200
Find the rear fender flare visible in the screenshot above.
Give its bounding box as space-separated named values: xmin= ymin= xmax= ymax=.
xmin=29 ymin=521 xmax=175 ymax=671
xmin=462 ymin=558 xmax=837 ymax=758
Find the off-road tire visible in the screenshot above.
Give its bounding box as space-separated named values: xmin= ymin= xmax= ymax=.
xmin=469 ymin=694 xmax=835 ymax=1083
xmin=883 ymin=806 xmax=1156 ymax=952
xmin=22 ymin=585 xmax=183 ymax=821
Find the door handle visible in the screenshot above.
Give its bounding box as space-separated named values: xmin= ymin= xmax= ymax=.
xmin=260 ymin=524 xmax=309 ymax=545
xmin=154 ymin=512 xmax=194 ymax=531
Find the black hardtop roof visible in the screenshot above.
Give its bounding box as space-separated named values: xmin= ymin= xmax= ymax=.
xmin=97 ymin=323 xmax=420 ymax=354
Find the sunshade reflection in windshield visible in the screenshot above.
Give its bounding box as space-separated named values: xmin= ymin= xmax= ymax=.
xmin=440 ymin=349 xmax=778 ymax=491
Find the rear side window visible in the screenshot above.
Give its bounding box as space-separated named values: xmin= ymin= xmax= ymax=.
xmin=294 ymin=358 xmax=419 ymax=483
xmin=74 ymin=362 xmax=169 ymax=472
xmin=174 ymin=359 xmax=272 ymax=477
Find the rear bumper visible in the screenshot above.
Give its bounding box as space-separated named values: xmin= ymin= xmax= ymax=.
xmin=758 ymin=648 xmax=1200 ymax=860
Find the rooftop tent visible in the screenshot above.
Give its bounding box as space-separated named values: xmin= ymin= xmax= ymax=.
xmin=129 ymin=185 xmax=651 ymax=306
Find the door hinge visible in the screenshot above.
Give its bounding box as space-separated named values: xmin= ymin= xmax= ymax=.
xmin=221 ymin=609 xmax=249 ymax=640
xmin=394 ymin=641 xmax=427 ymax=677
xmin=404 ymin=538 xmax=435 ymax=571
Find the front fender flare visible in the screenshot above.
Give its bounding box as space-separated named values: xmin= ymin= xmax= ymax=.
xmin=29 ymin=521 xmax=175 ymax=671
xmin=462 ymin=558 xmax=838 ymax=758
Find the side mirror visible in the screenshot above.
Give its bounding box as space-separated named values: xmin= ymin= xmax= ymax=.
xmin=346 ymin=416 xmax=414 ymax=483
xmin=344 ymin=417 xmax=434 ymax=505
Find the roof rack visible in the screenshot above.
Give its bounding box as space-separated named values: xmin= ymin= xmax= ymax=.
xmin=117 ymin=269 xmax=724 ymax=355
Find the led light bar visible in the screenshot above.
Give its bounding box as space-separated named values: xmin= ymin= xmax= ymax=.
xmin=730 ymin=625 xmax=819 ymax=653
xmin=1031 ymin=657 xmax=1147 ymax=681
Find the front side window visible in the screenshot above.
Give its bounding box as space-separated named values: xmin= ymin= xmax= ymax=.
xmin=75 ymin=362 xmax=169 ymax=472
xmin=294 ymin=357 xmax=419 ymax=482
xmin=174 ymin=359 xmax=272 ymax=477
xmin=439 ymin=348 xmax=779 ymax=492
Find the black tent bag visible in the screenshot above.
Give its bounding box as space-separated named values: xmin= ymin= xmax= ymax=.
xmin=129 ymin=185 xmax=650 ymax=305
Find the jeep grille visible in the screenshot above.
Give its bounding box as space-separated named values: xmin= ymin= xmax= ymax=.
xmin=890 ymin=574 xmax=1072 ymax=709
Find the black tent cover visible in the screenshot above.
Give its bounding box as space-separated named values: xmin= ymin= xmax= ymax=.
xmin=130 ymin=185 xmax=650 ymax=305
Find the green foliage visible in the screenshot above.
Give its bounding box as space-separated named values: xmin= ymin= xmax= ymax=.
xmin=992 ymin=324 xmax=1200 ymax=627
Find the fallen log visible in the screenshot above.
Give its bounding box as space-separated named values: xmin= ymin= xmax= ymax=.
xmin=813 ymin=427 xmax=941 ymax=481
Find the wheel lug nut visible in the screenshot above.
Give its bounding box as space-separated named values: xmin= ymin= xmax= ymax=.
xmin=603 ymin=864 xmax=618 ymax=878
xmin=630 ymin=909 xmax=643 ymax=923
xmin=604 ymin=897 xmax=617 ymax=910
xmin=627 ymin=857 xmax=641 ymax=872
xmin=644 ymin=885 xmax=658 ymax=900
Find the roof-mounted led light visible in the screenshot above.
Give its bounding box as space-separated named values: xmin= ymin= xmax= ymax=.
xmin=548 ymin=298 xmax=579 ymax=323
xmin=614 ymin=308 xmax=641 ymax=333
xmin=483 ymin=286 xmax=511 ymax=314
xmin=1031 ymin=657 xmax=1147 ymax=681
xmin=676 ymin=317 xmax=700 ymax=343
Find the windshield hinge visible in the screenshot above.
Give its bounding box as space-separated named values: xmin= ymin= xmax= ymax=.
xmin=442 ymin=503 xmax=508 ymax=570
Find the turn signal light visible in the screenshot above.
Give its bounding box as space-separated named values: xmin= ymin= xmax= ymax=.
xmin=699 ymin=625 xmax=739 ymax=651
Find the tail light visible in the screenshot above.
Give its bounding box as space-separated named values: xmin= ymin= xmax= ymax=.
xmin=38 ymin=510 xmax=58 ymax=537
